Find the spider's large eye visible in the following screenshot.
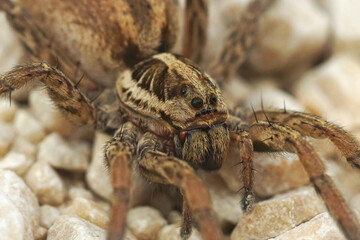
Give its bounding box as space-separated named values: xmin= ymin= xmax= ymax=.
xmin=191 ymin=97 xmax=203 ymax=109
xmin=210 ymin=93 xmax=217 ymax=105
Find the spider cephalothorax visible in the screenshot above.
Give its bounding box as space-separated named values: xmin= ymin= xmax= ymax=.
xmin=1 ymin=0 xmax=360 ymax=240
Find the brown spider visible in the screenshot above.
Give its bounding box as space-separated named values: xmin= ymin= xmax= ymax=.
xmin=0 ymin=0 xmax=360 ymax=240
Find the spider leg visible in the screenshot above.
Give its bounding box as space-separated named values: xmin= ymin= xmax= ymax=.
xmin=0 ymin=63 xmax=95 ymax=126
xmin=137 ymin=132 xmax=223 ymax=240
xmin=210 ymin=0 xmax=275 ymax=81
xmin=249 ymin=121 xmax=360 ymax=240
xmin=249 ymin=110 xmax=360 ymax=168
xmin=228 ymin=116 xmax=255 ymax=212
xmin=105 ymin=122 xmax=138 ymax=240
xmin=182 ymin=0 xmax=208 ymax=63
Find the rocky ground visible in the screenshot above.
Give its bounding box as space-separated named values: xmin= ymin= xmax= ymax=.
xmin=1 ymin=0 xmax=360 ymax=239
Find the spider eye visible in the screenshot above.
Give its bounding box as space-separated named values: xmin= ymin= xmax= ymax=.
xmin=210 ymin=93 xmax=217 ymax=105
xmin=191 ymin=97 xmax=203 ymax=109
xmin=181 ymin=86 xmax=187 ymax=95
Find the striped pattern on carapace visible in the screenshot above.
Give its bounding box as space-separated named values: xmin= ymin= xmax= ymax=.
xmin=116 ymin=53 xmax=228 ymax=133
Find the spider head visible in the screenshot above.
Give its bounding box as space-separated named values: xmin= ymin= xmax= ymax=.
xmin=117 ymin=53 xmax=230 ymax=169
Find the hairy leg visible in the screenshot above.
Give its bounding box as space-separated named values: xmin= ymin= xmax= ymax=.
xmin=228 ymin=116 xmax=255 ymax=212
xmin=104 ymin=122 xmax=138 ymax=240
xmin=182 ymin=0 xmax=208 ymax=63
xmin=0 ymin=63 xmax=95 ymax=126
xmin=249 ymin=121 xmax=360 ymax=240
xmin=249 ymin=110 xmax=360 ymax=167
xmin=210 ymin=0 xmax=275 ymax=82
xmin=137 ymin=132 xmax=223 ymax=240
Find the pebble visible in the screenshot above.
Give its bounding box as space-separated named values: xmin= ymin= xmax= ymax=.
xmin=37 ymin=132 xmax=90 ymax=171
xmin=0 ymin=151 xmax=33 ymax=176
xmin=271 ymin=212 xmax=346 ymax=240
xmin=126 ymin=206 xmax=167 ymax=240
xmin=0 ymin=98 xmax=18 ymax=122
xmin=40 ymin=205 xmax=61 ymax=229
xmin=68 ymin=186 xmax=95 ymax=201
xmin=231 ymin=186 xmax=326 ymax=239
xmin=199 ymin=171 xmax=243 ymax=226
xmin=86 ymin=131 xmax=113 ymax=201
xmin=11 ymin=137 xmax=37 ymax=159
xmin=321 ymin=0 xmax=360 ymax=57
xmin=0 ymin=170 xmax=40 ymax=239
xmin=63 ymin=197 xmax=109 ymax=229
xmin=47 ymin=215 xmax=106 ymax=240
xmin=25 ymin=161 xmax=66 ymax=205
xmin=158 ymin=224 xmax=203 ymax=240
xmin=246 ymin=0 xmax=330 ymax=76
xmin=294 ymin=54 xmax=360 ymax=130
xmin=253 ymin=152 xmax=309 ymax=197
xmin=0 ymin=122 xmax=15 ymax=157
xmin=14 ymin=109 xmax=46 ymax=143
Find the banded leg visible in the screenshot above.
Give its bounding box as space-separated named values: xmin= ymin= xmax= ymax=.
xmin=137 ymin=133 xmax=223 ymax=240
xmin=105 ymin=123 xmax=138 ymax=240
xmin=228 ymin=116 xmax=255 ymax=212
xmin=249 ymin=121 xmax=360 ymax=240
xmin=0 ymin=63 xmax=95 ymax=126
xmin=182 ymin=0 xmax=208 ymax=63
xmin=211 ymin=0 xmax=275 ymax=81
xmin=249 ymin=110 xmax=360 ymax=167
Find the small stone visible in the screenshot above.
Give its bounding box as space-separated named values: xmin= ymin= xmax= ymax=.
xmin=127 ymin=206 xmax=167 ymax=240
xmin=0 ymin=151 xmax=33 ymax=176
xmin=0 ymin=191 xmax=28 ymax=240
xmin=40 ymin=205 xmax=61 ymax=229
xmin=68 ymin=186 xmax=95 ymax=201
xmin=0 ymin=98 xmax=18 ymax=122
xmin=158 ymin=224 xmax=203 ymax=240
xmin=294 ymin=54 xmax=360 ymax=130
xmin=253 ymin=152 xmax=309 ymax=197
xmin=0 ymin=170 xmax=40 ymax=239
xmin=0 ymin=122 xmax=15 ymax=157
xmin=246 ymin=0 xmax=330 ymax=76
xmin=38 ymin=133 xmax=90 ymax=171
xmin=11 ymin=137 xmax=37 ymax=159
xmin=86 ymin=131 xmax=113 ymax=201
xmin=271 ymin=212 xmax=346 ymax=240
xmin=63 ymin=197 xmax=109 ymax=229
xmin=29 ymin=89 xmax=76 ymax=134
xmin=200 ymin=171 xmax=243 ymax=226
xmin=34 ymin=226 xmax=47 ymax=240
xmin=321 ymin=0 xmax=360 ymax=56
xmin=47 ymin=215 xmax=106 ymax=240
xmin=25 ymin=161 xmax=66 ymax=205
xmin=14 ymin=110 xmax=45 ymax=143
xmin=231 ymin=186 xmax=327 ymax=240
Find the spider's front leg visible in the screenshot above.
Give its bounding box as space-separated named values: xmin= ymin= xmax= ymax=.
xmin=248 ymin=121 xmax=360 ymax=240
xmin=249 ymin=110 xmax=360 ymax=167
xmin=0 ymin=63 xmax=95 ymax=126
xmin=105 ymin=122 xmax=138 ymax=240
xmin=137 ymin=132 xmax=223 ymax=240
xmin=227 ymin=116 xmax=255 ymax=212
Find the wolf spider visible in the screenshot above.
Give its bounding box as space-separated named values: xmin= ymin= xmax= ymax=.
xmin=1 ymin=0 xmax=360 ymax=239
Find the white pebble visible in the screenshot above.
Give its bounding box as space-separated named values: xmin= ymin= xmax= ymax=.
xmin=38 ymin=133 xmax=90 ymax=171
xmin=40 ymin=205 xmax=61 ymax=229
xmin=25 ymin=161 xmax=66 ymax=205
xmin=0 ymin=151 xmax=33 ymax=176
xmin=127 ymin=206 xmax=167 ymax=240
xmin=158 ymin=224 xmax=203 ymax=240
xmin=14 ymin=110 xmax=45 ymax=143
xmin=0 ymin=98 xmax=18 ymax=122
xmin=11 ymin=137 xmax=37 ymax=159
xmin=86 ymin=131 xmax=113 ymax=201
xmin=0 ymin=122 xmax=15 ymax=157
xmin=47 ymin=215 xmax=106 ymax=240
xmin=0 ymin=170 xmax=40 ymax=239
